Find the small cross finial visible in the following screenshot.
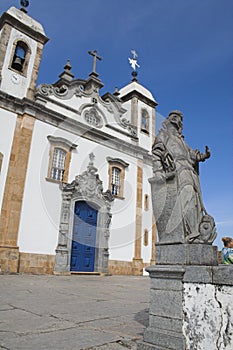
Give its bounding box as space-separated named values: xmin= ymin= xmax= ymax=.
xmin=88 ymin=50 xmax=102 ymax=75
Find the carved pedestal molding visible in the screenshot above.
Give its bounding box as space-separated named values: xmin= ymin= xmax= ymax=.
xmin=54 ymin=153 xmax=114 ymax=274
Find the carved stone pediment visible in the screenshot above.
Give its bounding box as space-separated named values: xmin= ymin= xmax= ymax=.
xmin=60 ymin=153 xmax=114 ymax=204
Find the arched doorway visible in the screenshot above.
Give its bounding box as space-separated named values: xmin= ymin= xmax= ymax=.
xmin=70 ymin=201 xmax=98 ymax=272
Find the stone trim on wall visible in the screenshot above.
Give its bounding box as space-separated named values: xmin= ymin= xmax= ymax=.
xmin=46 ymin=135 xmax=77 ymax=183
xmin=27 ymin=42 xmax=44 ymax=100
xmin=0 ymin=23 xmax=12 ymax=82
xmin=0 ymin=152 xmax=3 ymax=172
xmin=109 ymin=259 xmax=149 ymax=276
xmin=107 ymin=157 xmax=129 ymax=199
xmin=134 ymin=158 xmax=143 ymax=260
xmin=0 ymin=113 xmax=35 ymax=273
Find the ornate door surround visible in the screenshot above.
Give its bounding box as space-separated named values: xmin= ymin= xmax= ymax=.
xmin=54 ymin=153 xmax=114 ymax=274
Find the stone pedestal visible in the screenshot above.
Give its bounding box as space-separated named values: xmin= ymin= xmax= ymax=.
xmin=137 ymin=265 xmax=233 ymax=350
xmin=156 ymin=243 xmax=218 ymax=266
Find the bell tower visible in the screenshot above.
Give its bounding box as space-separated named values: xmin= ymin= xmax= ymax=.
xmin=0 ymin=4 xmax=48 ymax=99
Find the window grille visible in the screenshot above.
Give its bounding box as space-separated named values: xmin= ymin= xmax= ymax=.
xmin=111 ymin=167 xmax=121 ymax=195
xmin=51 ymin=148 xmax=66 ymax=181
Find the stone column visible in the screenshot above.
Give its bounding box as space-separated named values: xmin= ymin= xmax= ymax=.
xmin=132 ymin=158 xmax=143 ymax=275
xmin=0 ymin=114 xmax=35 ymax=273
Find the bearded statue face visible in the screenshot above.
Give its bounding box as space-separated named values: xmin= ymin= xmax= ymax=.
xmin=168 ymin=113 xmax=183 ymax=132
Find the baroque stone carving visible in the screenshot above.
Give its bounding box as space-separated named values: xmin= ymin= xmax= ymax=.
xmin=84 ymin=107 xmax=103 ymax=128
xmin=149 ymin=110 xmax=217 ymax=245
xmin=120 ymin=117 xmax=137 ymax=137
xmin=54 ymin=153 xmax=114 ymax=274
xmin=37 ymin=83 xmax=69 ymax=97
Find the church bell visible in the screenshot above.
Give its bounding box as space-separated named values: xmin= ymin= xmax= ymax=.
xmin=12 ymin=56 xmax=24 ymax=71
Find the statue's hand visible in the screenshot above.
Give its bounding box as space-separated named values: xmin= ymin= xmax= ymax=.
xmin=198 ymin=146 xmax=211 ymax=161
xmin=205 ymin=146 xmax=211 ymax=159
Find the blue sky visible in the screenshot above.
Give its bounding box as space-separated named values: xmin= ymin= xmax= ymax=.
xmin=1 ymin=0 xmax=233 ymax=248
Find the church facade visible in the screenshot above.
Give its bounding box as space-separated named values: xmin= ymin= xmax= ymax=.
xmin=0 ymin=6 xmax=157 ymax=275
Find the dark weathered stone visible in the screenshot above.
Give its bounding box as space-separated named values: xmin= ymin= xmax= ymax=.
xmin=155 ymin=243 xmax=218 ymax=266
xmin=150 ymin=111 xmax=216 ymax=246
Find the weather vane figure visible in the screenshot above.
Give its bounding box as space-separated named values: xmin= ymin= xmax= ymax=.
xmin=20 ymin=0 xmax=29 ymax=13
xmin=128 ymin=50 xmax=140 ymax=71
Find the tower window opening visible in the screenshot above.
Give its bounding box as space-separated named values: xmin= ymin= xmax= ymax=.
xmin=141 ymin=109 xmax=149 ymax=134
xmin=11 ymin=41 xmax=29 ymax=73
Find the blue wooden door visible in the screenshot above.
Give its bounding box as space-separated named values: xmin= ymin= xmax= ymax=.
xmin=70 ymin=201 xmax=98 ymax=272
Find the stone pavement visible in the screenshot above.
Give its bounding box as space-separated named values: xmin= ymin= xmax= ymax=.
xmin=0 ymin=274 xmax=150 ymax=350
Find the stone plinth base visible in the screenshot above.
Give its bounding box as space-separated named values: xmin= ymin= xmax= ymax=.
xmin=132 ymin=258 xmax=144 ymax=275
xmin=19 ymin=252 xmax=55 ymax=274
xmin=137 ymin=265 xmax=233 ymax=350
xmin=156 ymin=243 xmax=218 ymax=265
xmin=0 ymin=246 xmax=19 ymax=273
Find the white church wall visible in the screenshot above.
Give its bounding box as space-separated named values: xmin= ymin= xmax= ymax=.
xmin=17 ymin=118 xmax=138 ymax=262
xmin=1 ymin=28 xmax=37 ymax=98
xmin=108 ymin=154 xmax=137 ymax=261
xmin=0 ymin=109 xmax=17 ymax=212
xmin=44 ymin=99 xmax=133 ymax=143
xmin=17 ymin=120 xmax=61 ymax=254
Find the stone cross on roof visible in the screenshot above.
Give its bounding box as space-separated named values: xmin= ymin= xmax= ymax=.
xmin=88 ymin=50 xmax=102 ymax=75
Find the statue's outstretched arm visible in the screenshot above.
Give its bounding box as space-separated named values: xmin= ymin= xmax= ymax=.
xmin=196 ymin=146 xmax=211 ymax=162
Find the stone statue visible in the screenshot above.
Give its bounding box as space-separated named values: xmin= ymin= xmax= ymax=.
xmin=150 ymin=110 xmax=216 ymax=245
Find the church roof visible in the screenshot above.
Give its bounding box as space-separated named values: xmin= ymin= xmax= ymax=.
xmin=5 ymin=7 xmax=46 ymax=36
xmin=119 ymin=80 xmax=157 ymax=107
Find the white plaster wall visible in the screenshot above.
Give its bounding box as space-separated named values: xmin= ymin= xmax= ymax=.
xmin=0 ymin=109 xmax=17 ymax=212
xmin=45 ymin=98 xmax=132 ymax=143
xmin=17 ymin=120 xmax=62 ymax=254
xmin=18 ymin=119 xmax=138 ymax=261
xmin=17 ymin=121 xmax=81 ymax=254
xmin=108 ymin=153 xmax=137 ymax=261
xmin=0 ymin=27 xmax=37 ymax=98
xmin=183 ymin=283 xmax=233 ymax=350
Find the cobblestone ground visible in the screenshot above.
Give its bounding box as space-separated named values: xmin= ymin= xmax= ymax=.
xmin=0 ymin=274 xmax=150 ymax=350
